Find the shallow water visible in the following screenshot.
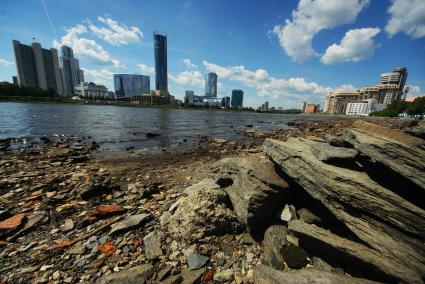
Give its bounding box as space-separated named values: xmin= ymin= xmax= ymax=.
xmin=0 ymin=102 xmax=332 ymax=149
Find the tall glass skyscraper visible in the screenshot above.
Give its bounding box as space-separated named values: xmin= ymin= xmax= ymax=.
xmin=154 ymin=32 xmax=167 ymax=91
xmin=231 ymin=89 xmax=244 ymax=108
xmin=205 ymin=72 xmax=217 ymax=97
xmin=113 ymin=74 xmax=150 ymax=97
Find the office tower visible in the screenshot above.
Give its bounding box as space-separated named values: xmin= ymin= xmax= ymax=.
xmin=231 ymin=89 xmax=244 ymax=108
xmin=12 ymin=76 xmax=18 ymax=85
xmin=221 ymin=96 xmax=230 ymax=108
xmin=113 ymin=74 xmax=150 ymax=98
xmin=12 ymin=40 xmax=63 ymax=95
xmin=264 ymin=101 xmax=269 ymax=112
xmin=379 ymin=67 xmax=408 ymax=104
xmin=205 ymin=72 xmax=218 ymax=97
xmin=185 ymin=90 xmax=195 ymax=104
xmin=154 ymin=32 xmax=168 ymax=92
xmin=60 ymin=45 xmax=83 ymax=97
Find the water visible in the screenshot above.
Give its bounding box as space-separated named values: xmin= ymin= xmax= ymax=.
xmin=0 ymin=102 xmax=332 ymax=149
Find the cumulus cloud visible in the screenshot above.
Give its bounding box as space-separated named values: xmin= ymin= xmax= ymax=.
xmin=89 ymin=17 xmax=144 ymax=46
xmin=81 ymin=68 xmax=113 ymax=87
xmin=385 ymin=0 xmax=425 ymax=38
xmin=321 ymin=28 xmax=380 ymax=64
xmin=0 ymin=58 xmax=14 ymax=67
xmin=53 ymin=24 xmax=123 ymax=67
xmin=406 ymin=85 xmax=425 ymax=99
xmin=182 ymin=58 xmax=197 ymax=69
xmin=272 ymin=0 xmax=369 ymax=62
xmin=202 ymin=60 xmax=355 ymax=100
xmin=137 ymin=63 xmax=155 ymax=75
xmin=169 ymin=70 xmax=204 ymax=87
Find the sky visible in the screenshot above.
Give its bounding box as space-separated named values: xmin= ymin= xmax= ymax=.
xmin=0 ymin=0 xmax=424 ymax=108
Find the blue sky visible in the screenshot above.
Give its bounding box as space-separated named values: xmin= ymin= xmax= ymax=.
xmin=0 ymin=0 xmax=424 ymax=108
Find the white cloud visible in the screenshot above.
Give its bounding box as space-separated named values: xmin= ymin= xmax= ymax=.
xmin=0 ymin=58 xmax=14 ymax=67
xmin=137 ymin=63 xmax=155 ymax=75
xmin=81 ymin=68 xmax=113 ymax=89
xmin=202 ymin=60 xmax=355 ymax=101
xmin=169 ymin=70 xmax=204 ymax=87
xmin=272 ymin=0 xmax=369 ymax=62
xmin=53 ymin=24 xmax=123 ymax=67
xmin=89 ymin=17 xmax=144 ymax=46
xmin=385 ymin=0 xmax=425 ymax=38
xmin=321 ymin=28 xmax=380 ymax=64
xmin=406 ymin=85 xmax=425 ymax=98
xmin=182 ymin=58 xmax=197 ymax=69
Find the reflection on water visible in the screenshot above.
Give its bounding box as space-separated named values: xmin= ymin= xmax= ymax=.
xmin=0 ymin=102 xmax=332 ymax=149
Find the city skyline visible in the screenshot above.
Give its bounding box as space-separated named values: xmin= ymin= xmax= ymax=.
xmin=0 ymin=0 xmax=424 ymax=108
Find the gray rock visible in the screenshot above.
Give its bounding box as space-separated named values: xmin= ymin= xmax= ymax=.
xmin=187 ymin=253 xmax=209 ymax=270
xmin=80 ymin=177 xmax=118 ymax=200
xmin=263 ymin=137 xmax=425 ymax=279
xmin=96 ymin=263 xmax=154 ymax=284
xmin=288 ymin=220 xmax=422 ymax=283
xmin=167 ymin=187 xmax=242 ymax=240
xmin=108 ymin=213 xmax=150 ymax=235
xmin=254 ymin=264 xmax=380 ymax=284
xmin=312 ymin=257 xmax=333 ymax=272
xmin=210 ymin=154 xmax=290 ymax=237
xmin=63 ymin=218 xmax=74 ymax=232
xmin=213 ymin=269 xmax=234 ymax=282
xmin=310 ymin=141 xmax=358 ymax=163
xmin=183 ymin=178 xmax=219 ymax=196
xmin=143 ymin=231 xmax=163 ymax=260
xmin=297 ymin=208 xmax=321 ymax=224
xmin=263 ymin=224 xmax=287 ymax=270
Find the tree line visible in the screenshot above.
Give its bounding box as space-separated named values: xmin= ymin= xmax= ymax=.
xmin=370 ymin=97 xmax=425 ymax=118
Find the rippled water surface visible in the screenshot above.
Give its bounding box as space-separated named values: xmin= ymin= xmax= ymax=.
xmin=0 ymin=102 xmax=332 ymax=149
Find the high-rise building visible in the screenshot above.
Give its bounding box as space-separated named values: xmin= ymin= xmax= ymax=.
xmin=184 ymin=90 xmax=195 ymax=104
xmin=304 ymin=103 xmax=317 ymax=114
xmin=113 ymin=74 xmax=150 ymax=98
xmin=300 ymin=102 xmax=307 ymax=112
xmin=231 ymin=89 xmax=243 ymax=108
xmin=12 ymin=76 xmax=18 ymax=85
xmin=12 ymin=40 xmax=63 ymax=95
xmin=60 ymin=45 xmax=83 ymax=97
xmin=205 ymin=72 xmax=217 ymax=97
xmin=221 ymin=96 xmax=230 ymax=108
xmin=154 ymin=32 xmax=168 ymax=93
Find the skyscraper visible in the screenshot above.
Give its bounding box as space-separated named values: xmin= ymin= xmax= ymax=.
xmin=231 ymin=89 xmax=243 ymax=108
xmin=205 ymin=72 xmax=217 ymax=97
xmin=154 ymin=32 xmax=168 ymax=92
xmin=60 ymin=45 xmax=83 ymax=97
xmin=113 ymin=74 xmax=150 ymax=97
xmin=185 ymin=90 xmax=195 ymax=104
xmin=12 ymin=40 xmax=63 ymax=95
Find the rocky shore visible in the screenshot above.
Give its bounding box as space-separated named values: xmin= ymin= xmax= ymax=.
xmin=0 ymin=117 xmax=424 ymax=283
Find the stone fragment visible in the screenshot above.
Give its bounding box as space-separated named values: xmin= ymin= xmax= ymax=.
xmin=94 ymin=205 xmax=126 ymax=217
xmin=213 ymin=269 xmax=234 ymax=282
xmin=182 ymin=178 xmax=219 ymax=196
xmin=63 ymin=219 xmax=74 ymax=232
xmin=0 ymin=213 xmax=26 ymax=231
xmin=80 ymin=177 xmax=118 ymax=200
xmin=297 ymin=208 xmax=321 ymax=224
xmin=143 ymin=231 xmax=163 ymax=260
xmin=254 ymin=264 xmax=380 ymax=284
xmin=187 ymin=253 xmax=209 ymax=270
xmin=96 ymin=263 xmax=154 ymax=284
xmin=167 ymin=187 xmax=242 ymax=240
xmin=108 ymin=214 xmax=150 ymax=235
xmin=310 ymin=142 xmax=358 ymax=163
xmin=210 ymin=155 xmax=289 ymax=238
xmin=263 ymin=225 xmax=287 ymax=270
xmin=98 ymin=242 xmax=117 ymax=256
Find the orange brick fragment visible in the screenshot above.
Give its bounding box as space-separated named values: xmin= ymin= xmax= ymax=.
xmin=0 ymin=213 xmax=26 ymax=231
xmin=53 ymin=239 xmax=73 ymax=250
xmin=98 ymin=241 xmax=116 ymax=256
xmin=94 ymin=205 xmax=126 ymax=217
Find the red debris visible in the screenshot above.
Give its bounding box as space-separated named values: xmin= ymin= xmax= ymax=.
xmin=53 ymin=239 xmax=73 ymax=250
xmin=98 ymin=241 xmax=116 ymax=256
xmin=0 ymin=213 xmax=26 ymax=231
xmin=94 ymin=205 xmax=126 ymax=217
